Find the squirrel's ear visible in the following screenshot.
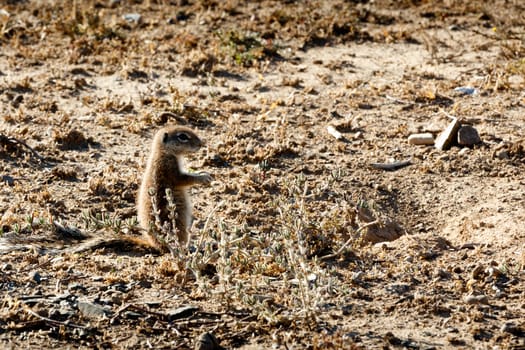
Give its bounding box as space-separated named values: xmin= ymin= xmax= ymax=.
xmin=163 ymin=132 xmax=168 ymax=143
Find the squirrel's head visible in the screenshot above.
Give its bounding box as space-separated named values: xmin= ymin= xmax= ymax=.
xmin=155 ymin=126 xmax=204 ymax=154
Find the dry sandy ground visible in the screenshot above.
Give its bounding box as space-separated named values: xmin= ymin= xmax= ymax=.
xmin=0 ymin=0 xmax=524 ymax=349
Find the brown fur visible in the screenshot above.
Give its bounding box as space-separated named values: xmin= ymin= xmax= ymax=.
xmin=137 ymin=126 xmax=212 ymax=246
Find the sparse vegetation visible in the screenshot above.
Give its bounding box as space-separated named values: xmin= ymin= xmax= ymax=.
xmin=0 ymin=0 xmax=524 ymax=349
xmin=218 ymin=30 xmax=281 ymax=67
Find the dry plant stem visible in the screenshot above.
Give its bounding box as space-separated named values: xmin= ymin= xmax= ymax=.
xmin=23 ymin=305 xmax=89 ymax=330
xmin=149 ymin=189 xmax=168 ymax=249
xmin=157 ymin=111 xmax=189 ymax=125
xmin=112 ymin=303 xmax=167 ymax=323
xmin=384 ymin=94 xmax=411 ymax=105
xmin=202 ymin=235 xmax=247 ymax=266
xmin=166 ymin=188 xmax=185 ymax=257
xmin=0 ymin=134 xmax=48 ymax=163
xmin=197 ymin=200 xmax=226 ymax=248
xmin=320 ymin=220 xmax=379 ymax=261
xmin=217 ymin=223 xmax=231 ymax=302
xmin=440 ymin=109 xmax=457 ymax=120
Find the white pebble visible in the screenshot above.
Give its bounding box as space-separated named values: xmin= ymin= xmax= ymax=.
xmin=463 ymin=294 xmax=488 ymax=304
xmin=458 ymin=148 xmax=470 ymax=156
xmin=408 ymin=133 xmax=434 ymax=145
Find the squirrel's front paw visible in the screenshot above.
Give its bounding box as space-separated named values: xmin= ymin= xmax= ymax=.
xmin=196 ymin=172 xmax=213 ymax=185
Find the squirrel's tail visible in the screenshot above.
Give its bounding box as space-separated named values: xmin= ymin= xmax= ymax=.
xmin=0 ymin=221 xmax=163 ymax=255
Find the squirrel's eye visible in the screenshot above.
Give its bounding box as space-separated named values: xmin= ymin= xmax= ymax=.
xmin=163 ymin=133 xmax=169 ymax=143
xmin=177 ymin=133 xmax=190 ymax=142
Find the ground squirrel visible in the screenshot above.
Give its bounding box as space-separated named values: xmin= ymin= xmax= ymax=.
xmin=0 ymin=126 xmax=212 ymax=254
xmin=137 ymin=125 xmax=212 ymax=247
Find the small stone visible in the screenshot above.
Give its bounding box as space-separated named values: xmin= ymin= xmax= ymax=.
xmin=327 ymin=125 xmax=343 ymax=140
xmin=458 ymin=148 xmax=470 ymax=156
xmin=0 ymin=9 xmax=10 ymax=21
xmin=2 ymin=263 xmax=13 ymax=270
xmin=109 ymin=282 xmax=132 ymax=293
xmin=1 ymin=175 xmax=15 ymax=186
xmin=454 ymin=86 xmax=478 ymax=96
xmin=435 ymin=269 xmax=451 ymax=279
xmin=463 ymin=294 xmax=489 ymax=305
xmin=496 ymin=151 xmax=509 ymax=160
xmin=435 ymin=117 xmax=460 ymax=150
xmin=77 ymin=301 xmax=111 ymax=319
xmin=471 ymin=264 xmax=485 ymax=280
xmin=457 ymin=125 xmax=481 ymax=146
xmin=194 ymin=332 xmax=222 ymax=350
xmin=341 ymin=304 xmax=353 ymax=315
xmin=408 ymin=133 xmax=434 ymax=145
xmin=175 ymin=11 xmax=189 ymax=21
xmin=123 ymin=13 xmax=141 ymax=23
xmin=386 ymin=284 xmax=411 ymax=295
xmin=123 ymin=311 xmax=142 ymax=319
xmin=307 ymin=273 xmax=317 ymax=283
xmin=351 ymin=271 xmax=363 ymax=283
xmin=30 ymin=271 xmax=42 ymax=284
xmin=137 ymin=280 xmax=153 ymax=288
xmin=144 ymin=300 xmax=162 ymax=308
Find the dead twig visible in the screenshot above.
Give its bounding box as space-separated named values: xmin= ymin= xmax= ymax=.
xmin=108 ymin=303 xmax=165 ymax=325
xmin=122 ymin=303 xmax=167 ymax=319
xmin=0 ymin=134 xmax=48 ymax=164
xmin=370 ymin=159 xmax=412 ymax=171
xmin=23 ymin=305 xmax=90 ymax=330
xmin=170 ymin=318 xmax=224 ymax=327
xmin=384 ymin=94 xmax=411 ymax=105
